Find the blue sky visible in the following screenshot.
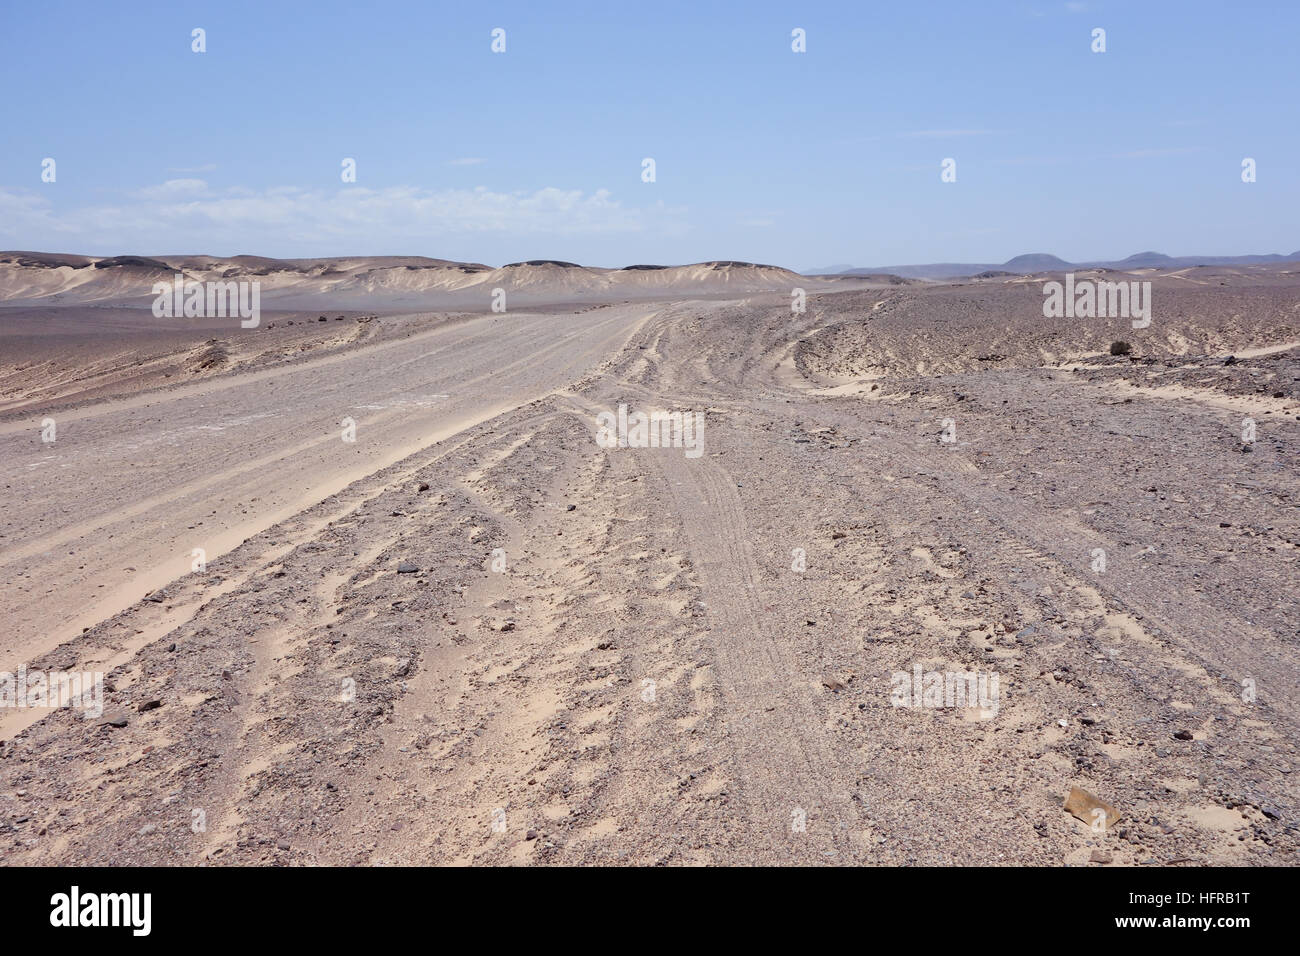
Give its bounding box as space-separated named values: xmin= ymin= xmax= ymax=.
xmin=1 ymin=0 xmax=1296 ymax=268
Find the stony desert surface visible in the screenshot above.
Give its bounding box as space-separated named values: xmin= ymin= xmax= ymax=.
xmin=1 ymin=261 xmax=1297 ymax=866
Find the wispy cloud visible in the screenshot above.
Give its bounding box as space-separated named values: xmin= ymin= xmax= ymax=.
xmin=131 ymin=178 xmax=211 ymax=200
xmin=166 ymin=164 xmax=217 ymax=174
xmin=898 ymin=129 xmax=996 ymax=139
xmin=0 ymin=183 xmax=689 ymax=251
xmin=1112 ymin=146 xmax=1205 ymax=159
xmin=992 ymin=155 xmax=1073 ymax=167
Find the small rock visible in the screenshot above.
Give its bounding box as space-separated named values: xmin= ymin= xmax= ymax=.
xmin=1090 ymin=850 xmax=1113 ymax=864
xmin=1063 ymin=786 xmax=1122 ymax=830
xmin=1173 ymin=729 xmax=1194 ymax=741
xmin=397 ymin=560 xmax=419 ymax=573
xmin=137 ymin=699 xmax=163 ymax=713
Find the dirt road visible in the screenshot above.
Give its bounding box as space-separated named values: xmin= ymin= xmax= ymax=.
xmin=0 ymin=305 xmax=651 ymax=679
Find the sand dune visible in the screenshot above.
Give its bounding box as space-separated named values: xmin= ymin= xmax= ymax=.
xmin=0 ymin=252 xmax=849 ymax=310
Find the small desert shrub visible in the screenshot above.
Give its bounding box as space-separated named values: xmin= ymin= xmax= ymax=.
xmin=1109 ymin=341 xmax=1132 ymax=356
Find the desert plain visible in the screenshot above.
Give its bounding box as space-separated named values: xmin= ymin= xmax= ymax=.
xmin=0 ymin=252 xmax=1296 ymax=865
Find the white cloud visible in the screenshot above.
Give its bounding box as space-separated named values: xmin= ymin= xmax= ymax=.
xmin=0 ymin=188 xmax=73 ymax=237
xmin=131 ymin=178 xmax=211 ymax=200
xmin=0 ymin=183 xmax=687 ymax=251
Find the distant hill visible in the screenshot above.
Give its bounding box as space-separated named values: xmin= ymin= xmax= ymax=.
xmin=808 ymin=249 xmax=1300 ymax=279
xmin=1115 ymin=251 xmax=1175 ymax=267
xmin=1001 ymin=253 xmax=1072 ymax=272
xmin=0 ymin=252 xmax=835 ymax=309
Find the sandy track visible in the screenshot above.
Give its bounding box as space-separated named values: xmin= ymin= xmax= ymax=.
xmin=0 ymin=306 xmax=652 ymax=674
